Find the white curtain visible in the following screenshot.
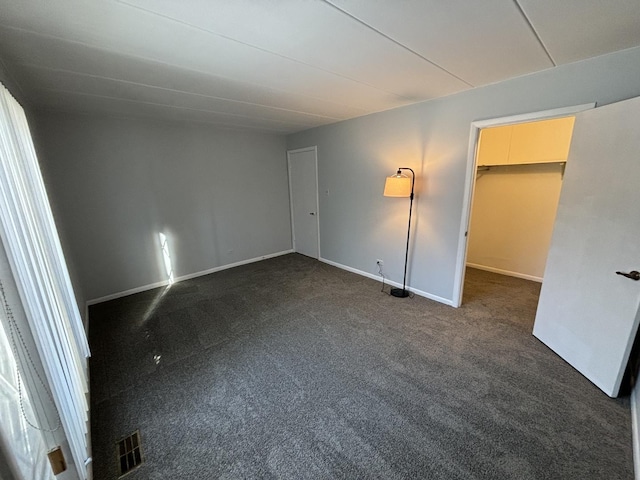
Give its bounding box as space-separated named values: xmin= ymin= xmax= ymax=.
xmin=0 ymin=82 xmax=91 ymax=479
xmin=0 ymin=309 xmax=53 ymax=480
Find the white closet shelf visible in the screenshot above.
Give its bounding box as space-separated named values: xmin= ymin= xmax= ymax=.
xmin=477 ymin=160 xmax=566 ymax=170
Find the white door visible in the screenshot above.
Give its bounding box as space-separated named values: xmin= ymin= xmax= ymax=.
xmin=288 ymin=147 xmax=320 ymax=259
xmin=533 ymin=95 xmax=640 ymax=397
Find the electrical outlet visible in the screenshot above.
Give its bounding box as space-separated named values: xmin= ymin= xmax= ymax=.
xmin=376 ymin=259 xmax=384 ymax=266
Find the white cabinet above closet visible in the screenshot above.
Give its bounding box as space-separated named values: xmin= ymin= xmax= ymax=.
xmin=477 ymin=116 xmax=575 ymax=166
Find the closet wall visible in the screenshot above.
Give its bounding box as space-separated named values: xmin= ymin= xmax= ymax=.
xmin=466 ymin=117 xmax=574 ymax=281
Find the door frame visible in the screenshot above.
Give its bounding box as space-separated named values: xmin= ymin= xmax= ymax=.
xmin=452 ymin=103 xmax=596 ymax=307
xmin=287 ymin=146 xmax=321 ymax=259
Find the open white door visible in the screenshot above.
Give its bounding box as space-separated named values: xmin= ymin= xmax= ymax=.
xmin=287 ymin=147 xmax=320 ymax=259
xmin=533 ymin=95 xmax=640 ymax=397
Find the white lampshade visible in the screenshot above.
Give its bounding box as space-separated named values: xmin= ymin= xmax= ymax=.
xmin=383 ymin=173 xmax=411 ymax=197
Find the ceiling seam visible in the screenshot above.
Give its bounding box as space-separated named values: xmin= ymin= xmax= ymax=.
xmin=115 ymin=0 xmax=415 ymax=100
xmin=512 ymin=0 xmax=556 ymax=66
xmin=0 ymin=24 xmax=372 ymax=114
xmin=35 ymin=88 xmax=322 ymax=128
xmin=17 ymin=64 xmax=345 ymax=121
xmin=321 ymin=0 xmax=474 ymax=88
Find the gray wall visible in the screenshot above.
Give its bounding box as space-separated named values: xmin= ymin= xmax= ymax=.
xmin=32 ymin=113 xmax=292 ymax=302
xmin=0 ymin=59 xmax=27 ymax=107
xmin=287 ymin=46 xmax=640 ymax=304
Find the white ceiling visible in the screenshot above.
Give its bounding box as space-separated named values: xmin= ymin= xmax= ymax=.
xmin=1 ymin=0 xmax=639 ymax=134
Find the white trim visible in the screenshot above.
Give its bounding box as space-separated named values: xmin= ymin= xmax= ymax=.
xmin=87 ymin=280 xmax=168 ymax=306
xmin=468 ymin=103 xmax=597 ymax=130
xmin=286 ymin=153 xmax=296 ymax=253
xmin=466 ymin=263 xmax=543 ymax=283
xmin=632 ymin=384 xmax=640 ymax=480
xmin=319 ymin=257 xmax=456 ymax=307
xmin=286 ymin=146 xmax=318 ymax=155
xmin=287 ymin=146 xmax=321 ymax=259
xmin=452 ymin=103 xmax=597 ymax=307
xmin=86 ymin=249 xmax=294 ymax=306
xmin=313 ymin=148 xmax=321 ymax=259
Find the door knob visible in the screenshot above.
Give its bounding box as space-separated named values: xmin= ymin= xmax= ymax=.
xmin=309 ymin=212 xmax=315 ymax=215
xmin=616 ymin=270 xmax=640 ymax=281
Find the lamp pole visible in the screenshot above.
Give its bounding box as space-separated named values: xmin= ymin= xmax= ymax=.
xmin=393 ymin=167 xmax=415 ymax=298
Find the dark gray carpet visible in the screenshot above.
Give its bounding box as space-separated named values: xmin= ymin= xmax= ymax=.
xmin=89 ymin=254 xmax=633 ymax=479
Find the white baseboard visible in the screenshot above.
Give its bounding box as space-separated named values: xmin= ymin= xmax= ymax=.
xmin=466 ymin=262 xmax=543 ymax=283
xmin=319 ymin=257 xmax=456 ymax=307
xmin=86 ymin=249 xmax=294 ymax=306
xmin=632 ymin=385 xmax=640 ymax=480
xmin=87 ymin=279 xmax=174 ymax=306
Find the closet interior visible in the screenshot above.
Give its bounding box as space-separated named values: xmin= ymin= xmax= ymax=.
xmin=466 ymin=116 xmax=575 ymax=282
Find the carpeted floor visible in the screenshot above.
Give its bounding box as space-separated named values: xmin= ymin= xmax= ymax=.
xmin=89 ymin=254 xmax=633 ymax=479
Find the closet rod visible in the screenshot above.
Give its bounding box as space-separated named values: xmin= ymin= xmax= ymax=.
xmin=477 ymin=161 xmax=566 ymax=171
xmin=476 ymin=161 xmax=567 ymax=178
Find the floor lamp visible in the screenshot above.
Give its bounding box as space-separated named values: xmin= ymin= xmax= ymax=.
xmin=383 ymin=168 xmax=415 ymax=298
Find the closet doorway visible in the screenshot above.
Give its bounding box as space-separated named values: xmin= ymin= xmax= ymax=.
xmin=452 ymin=104 xmax=595 ymax=307
xmin=468 ymin=116 xmax=575 ymax=282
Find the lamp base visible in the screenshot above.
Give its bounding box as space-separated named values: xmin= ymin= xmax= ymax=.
xmin=390 ymin=287 xmax=410 ymax=298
